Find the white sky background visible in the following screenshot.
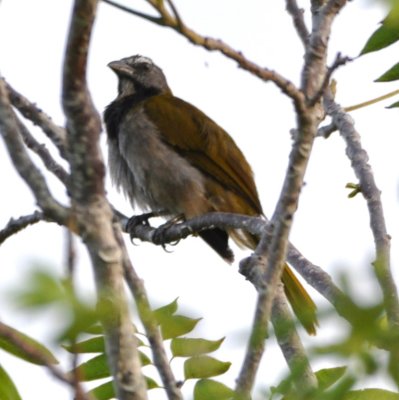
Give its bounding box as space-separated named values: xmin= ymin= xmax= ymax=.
xmin=0 ymin=0 xmax=398 ymax=399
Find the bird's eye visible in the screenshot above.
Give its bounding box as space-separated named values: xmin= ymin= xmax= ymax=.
xmin=134 ymin=63 xmax=150 ymax=72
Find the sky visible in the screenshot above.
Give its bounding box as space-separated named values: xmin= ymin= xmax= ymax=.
xmin=0 ymin=0 xmax=398 ymax=399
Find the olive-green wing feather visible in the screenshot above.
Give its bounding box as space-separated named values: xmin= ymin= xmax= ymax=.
xmin=143 ymin=94 xmax=262 ymax=214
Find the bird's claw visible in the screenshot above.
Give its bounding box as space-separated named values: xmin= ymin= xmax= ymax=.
xmin=126 ymin=212 xmax=156 ymax=243
xmin=152 ymin=215 xmax=184 ymax=251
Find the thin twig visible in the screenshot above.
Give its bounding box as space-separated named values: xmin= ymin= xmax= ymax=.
xmin=344 ymin=89 xmax=399 ymax=112
xmin=308 ymin=52 xmax=352 ymax=106
xmin=4 ymin=79 xmax=67 ymax=158
xmin=0 ymin=79 xmax=68 ymax=224
xmin=104 ymin=0 xmax=305 ymax=108
xmin=165 ymin=0 xmax=184 ymax=28
xmin=0 ymin=211 xmax=44 ymax=245
xmin=116 ymin=228 xmax=183 ymax=400
xmin=16 ymin=117 xmax=69 ymax=185
xmin=101 ymin=0 xmax=161 ymax=23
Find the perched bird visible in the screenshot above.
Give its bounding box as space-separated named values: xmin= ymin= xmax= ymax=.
xmin=104 ymin=55 xmax=317 ymax=334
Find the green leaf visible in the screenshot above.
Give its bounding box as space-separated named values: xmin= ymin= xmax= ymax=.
xmin=0 ymin=365 xmax=22 ymax=400
xmin=0 ymin=323 xmax=58 ymax=365
xmin=387 ymin=101 xmax=399 ymax=108
xmin=64 ymin=335 xmax=145 ymax=354
xmin=343 ymin=388 xmax=399 ymax=400
xmin=84 ymin=324 xmax=104 ymax=335
xmin=171 ymin=337 xmax=225 ymax=357
xmin=193 ymin=379 xmax=234 ymax=400
xmin=89 ymin=376 xmax=160 ymax=400
xmin=76 ymin=351 xmax=151 ymax=381
xmin=89 ymin=380 xmax=114 ymax=400
xmin=376 ymin=62 xmax=399 ymax=82
xmin=63 ymin=336 xmax=105 ymax=354
xmin=13 ymin=269 xmax=65 ymax=308
xmin=184 ymin=356 xmax=231 ymax=380
xmin=76 ymin=354 xmax=110 ymax=381
xmin=160 ymin=315 xmax=201 ymax=340
xmin=316 ymin=366 xmax=347 ymax=391
xmin=360 ymin=6 xmax=399 ymax=55
xmin=154 ymin=298 xmax=179 ymax=322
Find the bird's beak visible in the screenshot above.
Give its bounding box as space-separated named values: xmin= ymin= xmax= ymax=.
xmin=107 ymin=60 xmax=131 ymax=76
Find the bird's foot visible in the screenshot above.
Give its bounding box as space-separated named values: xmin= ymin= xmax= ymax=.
xmin=153 ymin=214 xmax=185 ymax=251
xmin=126 ymin=212 xmax=159 ymax=244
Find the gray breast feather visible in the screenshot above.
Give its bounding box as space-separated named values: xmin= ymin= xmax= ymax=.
xmin=108 ymin=108 xmax=206 ymax=215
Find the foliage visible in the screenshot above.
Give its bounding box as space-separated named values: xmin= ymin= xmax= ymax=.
xmin=360 ymin=1 xmax=399 ymax=107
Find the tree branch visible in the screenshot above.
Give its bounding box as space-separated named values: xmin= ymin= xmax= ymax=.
xmin=325 ymin=95 xmax=399 ymax=328
xmin=271 ymin=288 xmax=318 ymax=394
xmin=16 ymin=117 xmax=69 ymax=185
xmin=62 ymin=1 xmax=148 ymax=399
xmin=0 ymin=79 xmax=68 ymax=224
xmin=102 ymin=0 xmax=305 ymax=108
xmin=117 ymin=228 xmax=183 ymax=400
xmin=285 ymin=0 xmax=310 ymax=48
xmin=125 ymin=211 xmax=353 ymax=320
xmin=302 ymin=0 xmax=347 ymax=99
xmin=0 ymin=211 xmax=45 ymax=245
xmin=4 ymin=80 xmax=67 ymax=158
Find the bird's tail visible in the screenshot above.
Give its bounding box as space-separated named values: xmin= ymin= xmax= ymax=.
xmin=281 ymin=265 xmax=317 ymax=335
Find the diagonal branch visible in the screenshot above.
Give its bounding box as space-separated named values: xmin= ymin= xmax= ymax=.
xmin=102 ymin=0 xmax=305 ymax=108
xmin=125 ymin=210 xmax=352 ymax=322
xmin=272 ymin=288 xmax=318 ymax=395
xmin=0 ymin=211 xmax=45 ymax=245
xmin=325 ymin=95 xmax=399 ymax=328
xmin=4 ymin=80 xmax=67 ymax=158
xmin=16 ymin=117 xmax=69 ymax=185
xmin=0 ymin=79 xmax=68 ymax=224
xmin=285 ymin=0 xmax=310 ymax=48
xmin=117 ymin=228 xmax=183 ymax=400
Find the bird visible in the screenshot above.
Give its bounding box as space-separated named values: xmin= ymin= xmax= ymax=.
xmin=104 ymin=55 xmax=317 ymax=334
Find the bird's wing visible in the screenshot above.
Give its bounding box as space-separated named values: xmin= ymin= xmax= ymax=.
xmin=143 ymin=94 xmax=263 ymax=214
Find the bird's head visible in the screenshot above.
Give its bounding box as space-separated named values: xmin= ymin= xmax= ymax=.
xmin=108 ymin=55 xmax=172 ymax=98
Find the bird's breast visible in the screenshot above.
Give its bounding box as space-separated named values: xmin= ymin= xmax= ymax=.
xmin=108 ymin=108 xmax=209 ymax=217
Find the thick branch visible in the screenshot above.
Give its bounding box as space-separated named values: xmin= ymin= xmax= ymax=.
xmin=302 ymin=0 xmax=347 ymax=99
xmin=62 ymin=0 xmax=103 ymax=204
xmin=62 ymin=1 xmax=148 ymax=399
